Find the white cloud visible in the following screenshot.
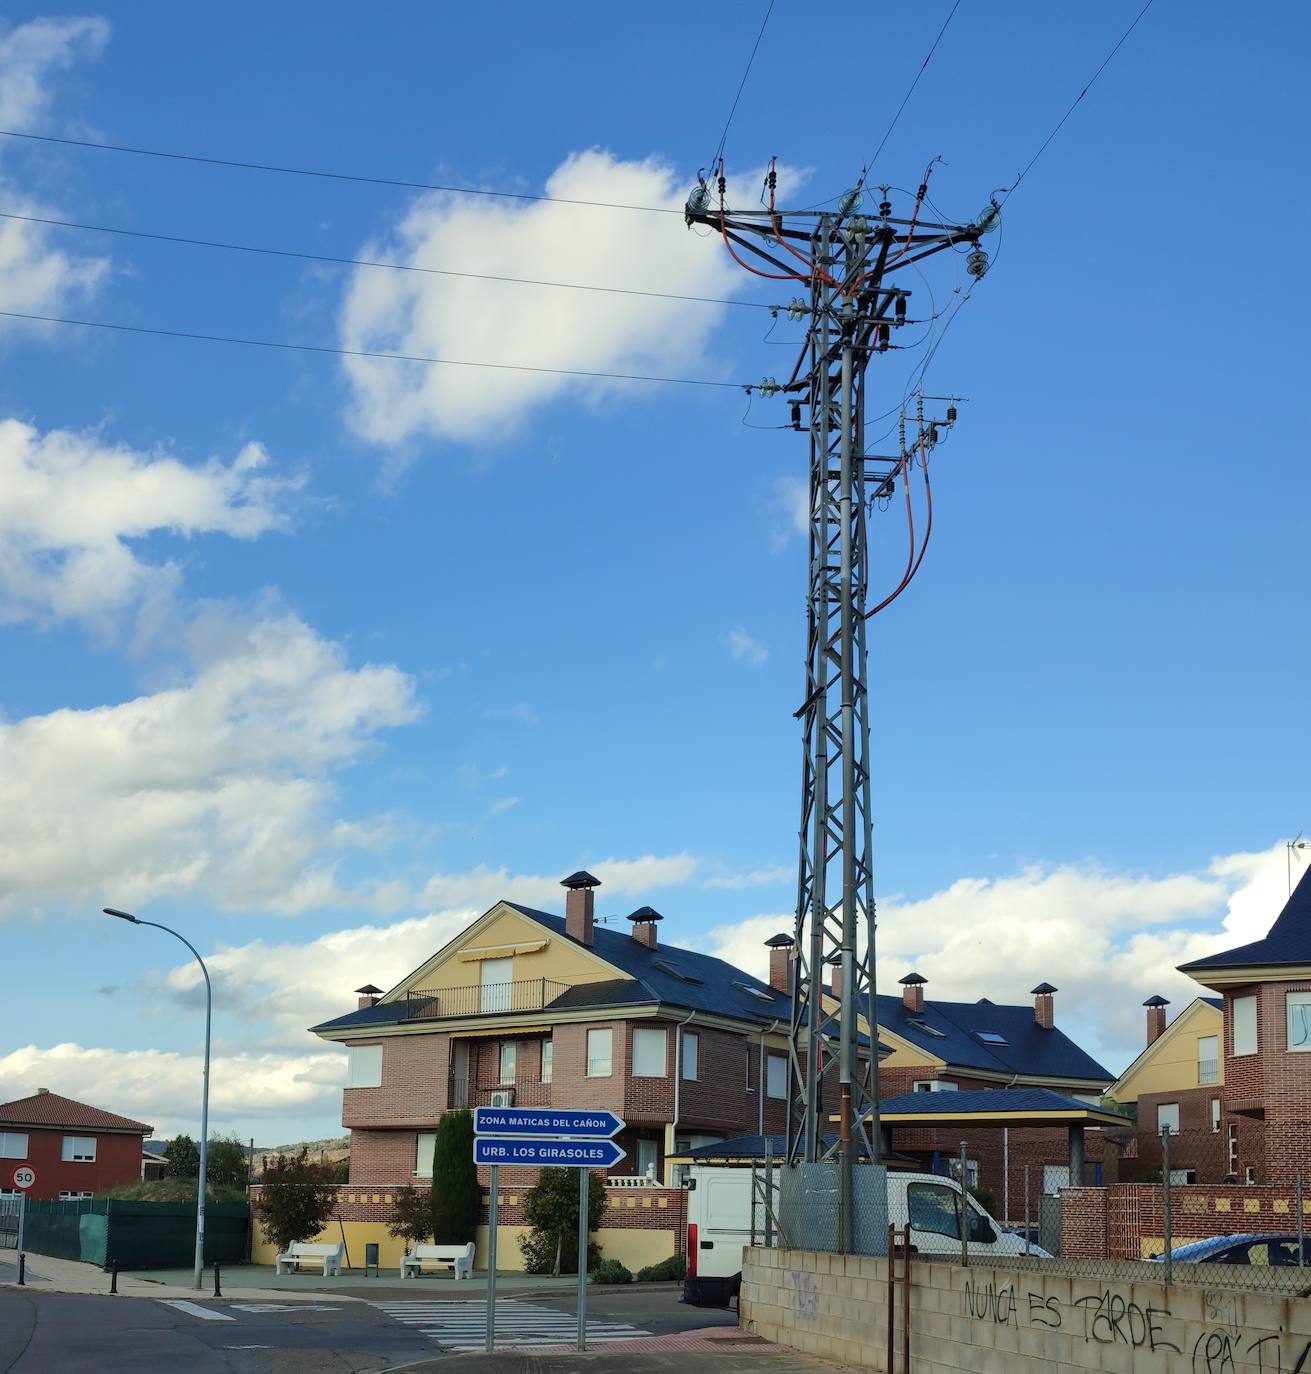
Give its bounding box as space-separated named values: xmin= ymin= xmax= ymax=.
xmin=0 ymin=1041 xmax=344 ymax=1137
xmin=337 ymin=149 xmax=745 ymax=446
xmin=704 ymin=847 xmax=1295 ymax=1076
xmin=418 ymin=851 xmax=698 ymax=912
xmin=0 ymin=17 xmax=112 ymax=324
xmin=488 ymin=796 xmax=520 ymax=816
xmin=705 ymin=864 xmax=792 ymax=890
xmin=0 ymin=419 xmax=297 ymax=629
xmin=725 ymin=627 xmax=768 ymax=667
xmin=768 ymin=476 xmax=808 ymax=550
xmin=484 ymin=702 xmax=540 ymax=726
xmin=0 ymin=608 xmax=419 ymax=917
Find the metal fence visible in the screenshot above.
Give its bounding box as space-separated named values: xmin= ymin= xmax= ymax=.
xmin=0 ymin=1194 xmax=23 ymax=1251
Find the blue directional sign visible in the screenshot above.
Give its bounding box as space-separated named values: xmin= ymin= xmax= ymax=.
xmin=473 ymin=1107 xmax=624 ymax=1139
xmin=474 ymin=1137 xmax=626 ymax=1169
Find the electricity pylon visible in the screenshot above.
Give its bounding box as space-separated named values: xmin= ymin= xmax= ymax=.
xmin=687 ymin=164 xmax=996 ymax=1251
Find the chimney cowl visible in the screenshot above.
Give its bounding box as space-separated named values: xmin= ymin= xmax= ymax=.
xmin=36 ymin=1087 xmax=49 ymax=1095
xmin=563 ymin=868 xmax=599 ymax=946
xmin=627 ymin=905 xmax=662 ymax=949
xmin=355 ymin=983 xmax=383 ymax=1009
xmin=765 ymin=933 xmax=795 ymax=993
xmin=899 ymin=971 xmax=926 ymax=1013
xmin=561 ymin=870 xmax=601 ymax=890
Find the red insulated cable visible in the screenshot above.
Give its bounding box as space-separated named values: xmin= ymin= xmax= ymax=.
xmin=717 ymin=162 xmax=808 ymax=282
xmin=866 ymin=433 xmax=932 ymax=618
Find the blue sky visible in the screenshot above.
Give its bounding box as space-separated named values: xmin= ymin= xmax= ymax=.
xmin=0 ymin=2 xmax=1307 ymax=1143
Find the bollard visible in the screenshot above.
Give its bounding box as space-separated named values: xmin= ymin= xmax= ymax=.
xmin=213 ymin=1262 xmax=222 ymax=1298
xmin=17 ymin=1252 xmax=25 ymax=1286
xmin=110 ymin=1259 xmax=119 ymax=1295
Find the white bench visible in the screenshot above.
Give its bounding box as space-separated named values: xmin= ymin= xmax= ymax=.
xmin=275 ymin=1241 xmax=344 ymax=1276
xmin=401 ymin=1242 xmax=474 ymax=1280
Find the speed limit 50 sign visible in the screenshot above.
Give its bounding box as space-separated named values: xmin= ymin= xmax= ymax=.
xmin=11 ymin=1166 xmax=35 ymax=1190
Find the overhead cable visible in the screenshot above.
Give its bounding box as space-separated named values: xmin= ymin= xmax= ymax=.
xmin=0 ymin=208 xmax=771 ymax=310
xmin=709 ymin=0 xmax=777 ymax=171
xmin=0 ymin=309 xmax=744 ymax=389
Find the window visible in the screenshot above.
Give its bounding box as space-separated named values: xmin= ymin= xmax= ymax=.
xmin=347 ymin=1044 xmax=383 ymax=1088
xmin=1157 ymin=1103 xmax=1180 ymax=1136
xmin=653 ymin=959 xmax=703 ymax=985
xmin=636 ymin=1138 xmax=658 ymax=1178
xmin=1233 ymin=995 xmax=1258 ymax=1056
xmin=499 ymin=1041 xmax=517 ymax=1085
xmin=58 ymin=1191 xmax=92 ymax=1200
xmin=0 ymin=1133 xmax=27 ymax=1159
xmin=1211 ymin=1098 xmax=1221 ymax=1132
xmin=905 ymin=1019 xmax=946 ymax=1038
xmin=949 ymin=1157 xmax=979 ymax=1190
xmin=766 ymin=1053 xmax=787 ymax=1099
xmin=62 ymin=1136 xmax=96 ymax=1163
xmin=913 ymin=1080 xmax=933 ymax=1093
xmin=1168 ymin=1169 xmax=1196 ymax=1185
xmin=682 ymin=1031 xmax=699 ymax=1081
xmin=734 ymin=981 xmax=777 ymax=1002
xmin=1245 ymin=1165 xmax=1258 ymax=1185
xmin=1198 ymin=1034 xmax=1219 ymax=1084
xmin=1227 ymin=1123 xmax=1238 ymax=1173
xmin=586 ymin=1028 xmax=613 ymax=1077
xmin=912 ymin=1080 xmax=957 ymax=1093
xmin=415 ymin=1132 xmax=436 ymax=1176
xmin=632 ymin=1028 xmax=667 ymax=1077
xmin=973 ymin=1031 xmax=1008 ymax=1046
xmin=907 ymin=1183 xmax=960 ymax=1239
xmin=480 ymin=956 xmax=513 ymax=1014
xmin=1287 ymin=992 xmax=1311 ymax=1052
xmin=540 ymin=1039 xmax=553 ymax=1084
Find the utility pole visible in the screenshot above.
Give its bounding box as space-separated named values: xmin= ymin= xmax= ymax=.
xmin=687 ymin=163 xmax=995 ymax=1250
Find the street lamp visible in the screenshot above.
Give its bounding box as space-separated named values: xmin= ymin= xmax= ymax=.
xmin=104 ymin=907 xmax=211 ymax=1292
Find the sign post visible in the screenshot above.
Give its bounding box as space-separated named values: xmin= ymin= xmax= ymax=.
xmin=474 ymin=1105 xmax=624 ymax=1354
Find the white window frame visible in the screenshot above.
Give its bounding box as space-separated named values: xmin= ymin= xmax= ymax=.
xmin=1286 ymin=992 xmax=1311 ymax=1052
xmin=346 ymin=1043 xmax=383 ymax=1088
xmin=1232 ymin=995 xmax=1258 ymax=1056
xmin=636 ymin=1138 xmax=659 ymax=1178
xmin=1198 ymin=1034 xmax=1219 ymax=1083
xmin=498 ymin=1041 xmax=517 ymax=1086
xmin=681 ymin=1031 xmax=699 ymax=1082
xmin=480 ymin=955 xmax=514 ymax=1014
xmin=632 ymin=1027 xmax=667 ymax=1078
xmin=415 ymin=1131 xmax=436 ymax=1177
xmin=1211 ymin=1098 xmax=1221 ymax=1132
xmin=0 ymin=1132 xmax=28 ymax=1159
xmin=1227 ymin=1123 xmax=1238 ymax=1172
xmin=912 ymin=1080 xmax=933 ymax=1092
xmin=766 ymin=1053 xmax=787 ymax=1099
xmin=62 ymin=1136 xmax=96 ymax=1163
xmin=540 ymin=1038 xmax=553 ymax=1084
xmin=1157 ymin=1103 xmax=1180 ymax=1136
xmin=58 ymin=1190 xmax=93 ymax=1200
xmin=1245 ymin=1165 xmax=1258 ymax=1184
xmin=586 ymin=1028 xmax=613 ymax=1078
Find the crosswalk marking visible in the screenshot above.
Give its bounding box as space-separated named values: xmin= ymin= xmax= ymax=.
xmin=372 ymin=1299 xmax=651 ymax=1351
xmin=158 ymin=1299 xmax=235 ymax=1322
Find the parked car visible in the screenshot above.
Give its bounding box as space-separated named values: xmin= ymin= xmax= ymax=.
xmin=1147 ymin=1234 xmax=1311 ymax=1266
xmin=683 ymin=1165 xmax=1048 ymax=1307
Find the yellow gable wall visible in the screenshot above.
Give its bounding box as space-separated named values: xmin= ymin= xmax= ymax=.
xmin=388 ymin=902 xmax=628 ymax=999
xmin=1108 ymin=1000 xmax=1223 ymax=1103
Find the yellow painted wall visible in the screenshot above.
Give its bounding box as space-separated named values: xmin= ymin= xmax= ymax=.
xmin=1110 ymin=1001 xmax=1223 ymax=1102
xmin=393 ymin=904 xmax=625 ymax=999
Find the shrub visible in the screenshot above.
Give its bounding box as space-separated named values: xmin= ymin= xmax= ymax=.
xmin=206 ymin=1134 xmax=250 ymax=1187
xmin=164 ymin=1135 xmax=200 ymax=1179
xmin=388 ymin=1185 xmax=434 ymax=1247
xmin=518 ymin=1168 xmax=607 ymax=1275
xmin=591 ymin=1259 xmax=632 ymax=1285
xmin=256 ymin=1149 xmax=340 ymax=1254
xmin=635 ymin=1253 xmax=686 ymax=1282
xmin=431 ymin=1110 xmax=479 ymax=1245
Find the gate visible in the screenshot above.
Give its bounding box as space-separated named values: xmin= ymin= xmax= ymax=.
xmin=0 ymin=1193 xmax=24 ymax=1251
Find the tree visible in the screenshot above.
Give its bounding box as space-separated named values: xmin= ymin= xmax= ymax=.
xmin=164 ymin=1135 xmax=200 ymax=1179
xmin=431 ymin=1110 xmax=479 ymax=1245
xmin=518 ymin=1168 xmax=606 ymax=1276
xmin=388 ymin=1186 xmax=434 ymax=1248
xmin=256 ymin=1149 xmax=339 ymax=1254
xmin=206 ymin=1134 xmax=249 ymax=1187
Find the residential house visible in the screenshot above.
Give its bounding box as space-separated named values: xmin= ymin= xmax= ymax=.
xmin=0 ymin=1089 xmax=154 ymax=1201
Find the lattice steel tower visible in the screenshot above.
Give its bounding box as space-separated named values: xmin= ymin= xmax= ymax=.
xmin=687 ymin=163 xmax=996 ymax=1249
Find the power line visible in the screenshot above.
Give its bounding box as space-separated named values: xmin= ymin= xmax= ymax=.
xmin=863 ymin=0 xmax=963 ymax=175
xmin=1002 ymin=0 xmax=1156 ymax=200
xmin=709 ymin=0 xmax=777 ymax=170
xmin=0 ymin=309 xmax=744 ymax=389
xmin=0 ymin=127 xmax=684 ymax=216
xmin=0 ymin=208 xmax=771 ymax=311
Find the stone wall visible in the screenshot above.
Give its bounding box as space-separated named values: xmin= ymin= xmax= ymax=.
xmin=741 ymin=1246 xmax=1311 ymax=1373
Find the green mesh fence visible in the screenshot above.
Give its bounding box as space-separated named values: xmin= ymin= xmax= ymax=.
xmin=21 ymin=1198 xmax=249 ymax=1268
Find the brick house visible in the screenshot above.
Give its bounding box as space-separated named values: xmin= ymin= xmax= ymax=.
xmin=0 ymin=1089 xmax=154 ymax=1201
xmin=1109 ymin=864 xmax=1311 ymax=1186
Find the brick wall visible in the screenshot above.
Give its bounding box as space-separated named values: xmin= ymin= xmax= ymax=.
xmin=7 ymin=1126 xmax=146 ymax=1201
xmin=342 ymin=1032 xmax=450 ymax=1128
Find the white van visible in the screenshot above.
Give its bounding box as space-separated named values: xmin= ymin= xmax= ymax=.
xmin=683 ymin=1165 xmax=1047 ymax=1305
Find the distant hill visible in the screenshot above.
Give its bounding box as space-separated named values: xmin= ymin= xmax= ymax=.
xmin=144 ymin=1134 xmax=349 ymax=1178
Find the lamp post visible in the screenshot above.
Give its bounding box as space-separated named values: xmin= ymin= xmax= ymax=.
xmin=104 ymin=907 xmax=211 ymax=1291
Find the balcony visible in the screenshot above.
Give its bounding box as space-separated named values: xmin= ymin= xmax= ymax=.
xmin=405 ymin=978 xmax=570 ymax=1021
xmin=1198 ymin=1058 xmax=1219 ymax=1085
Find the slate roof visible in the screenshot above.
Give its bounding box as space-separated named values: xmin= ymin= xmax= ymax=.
xmin=874 ymin=992 xmax=1113 ymax=1084
xmin=0 ymin=1091 xmax=153 ymax=1135
xmin=671 ymin=1132 xmax=884 ymax=1163
xmin=1179 ymin=866 xmax=1311 ymax=974
xmin=879 ymin=1087 xmax=1123 ymax=1120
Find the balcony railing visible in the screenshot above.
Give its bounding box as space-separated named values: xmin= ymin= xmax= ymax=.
xmin=405 ymin=978 xmax=570 ymax=1021
xmin=1198 ymin=1058 xmax=1219 ymax=1084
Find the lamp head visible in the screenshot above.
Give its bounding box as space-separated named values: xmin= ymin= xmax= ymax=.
xmin=103 ymin=907 xmax=140 ymax=924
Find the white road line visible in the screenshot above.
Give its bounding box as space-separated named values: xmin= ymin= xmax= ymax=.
xmin=372 ymin=1298 xmax=651 ymax=1350
xmin=158 ymin=1300 xmax=235 ymax=1322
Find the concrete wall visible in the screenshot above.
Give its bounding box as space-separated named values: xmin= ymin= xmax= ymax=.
xmin=742 ymin=1247 xmax=1311 ymax=1374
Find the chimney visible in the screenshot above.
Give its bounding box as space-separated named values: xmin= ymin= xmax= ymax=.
xmin=627 ymin=905 xmax=662 ymax=950
xmin=1143 ymin=994 xmax=1170 ymax=1045
xmin=1032 ymin=982 xmax=1058 ymax=1029
xmin=899 ymin=971 xmax=926 ymax=1014
xmin=355 ymin=983 xmax=382 ymax=1010
xmin=827 ymin=955 xmax=843 ymax=1001
xmin=36 ymin=1088 xmax=49 ymax=1095
xmin=562 ymin=869 xmax=600 ymax=946
xmin=765 ymin=933 xmax=795 ymax=994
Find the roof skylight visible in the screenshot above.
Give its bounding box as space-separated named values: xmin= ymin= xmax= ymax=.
xmin=654 ymin=959 xmax=704 ymax=985
xmin=974 ymin=1031 xmax=1009 ymax=1045
xmin=905 ymin=1018 xmax=946 ymax=1038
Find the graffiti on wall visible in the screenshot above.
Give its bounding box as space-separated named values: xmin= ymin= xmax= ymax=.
xmin=789 ymin=1268 xmax=819 ymax=1319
